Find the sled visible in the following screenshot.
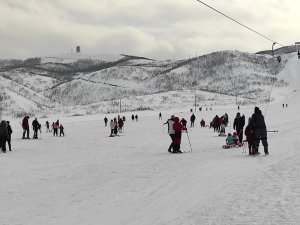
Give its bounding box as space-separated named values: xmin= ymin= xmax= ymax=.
xmin=222 ymin=144 xmax=237 ymax=149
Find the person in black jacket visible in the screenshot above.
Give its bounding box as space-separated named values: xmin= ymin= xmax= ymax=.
xmin=0 ymin=120 xmax=9 ymax=153
xmin=251 ymin=107 xmax=268 ymax=155
xmin=32 ymin=118 xmax=41 ymax=139
xmin=190 ymin=114 xmax=196 ymax=127
xmin=233 ymin=112 xmax=245 ymax=143
xmin=104 ymin=117 xmax=108 ymax=127
xmin=7 ymin=121 xmax=12 ymax=151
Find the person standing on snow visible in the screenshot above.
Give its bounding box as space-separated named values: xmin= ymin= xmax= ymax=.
xmin=118 ymin=118 xmax=124 ymax=132
xmin=164 ymin=115 xmax=175 ymax=153
xmin=0 ymin=120 xmax=9 ymax=153
xmin=53 ymin=120 xmax=59 ymax=136
xmin=32 ymin=118 xmax=41 ymax=139
xmin=22 ymin=116 xmax=30 ymax=139
xmin=233 ymin=112 xmax=245 ymax=143
xmin=7 ymin=121 xmax=12 ymax=151
xmin=45 ymin=121 xmax=50 ymax=132
xmin=159 ymin=112 xmax=162 ymax=120
xmin=59 ymin=124 xmax=65 ymax=137
xmin=251 ymin=106 xmax=269 ymax=155
xmin=173 ymin=117 xmax=186 ymax=153
xmin=104 ymin=117 xmax=108 ymax=127
xmin=190 ymin=113 xmax=196 ymax=127
xmin=245 ymin=118 xmax=255 ymax=155
xmin=109 ymin=119 xmax=115 ymax=137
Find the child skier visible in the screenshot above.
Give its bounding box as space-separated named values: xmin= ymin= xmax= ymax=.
xmin=244 ymin=118 xmax=256 ymax=155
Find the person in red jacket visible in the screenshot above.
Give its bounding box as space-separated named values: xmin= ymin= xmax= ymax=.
xmin=22 ymin=116 xmax=30 ymax=139
xmin=173 ymin=117 xmax=186 ymax=153
xmin=245 ymin=118 xmax=255 ymax=155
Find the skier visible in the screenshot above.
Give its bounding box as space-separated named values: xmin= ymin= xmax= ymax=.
xmin=164 ymin=115 xmax=175 ymax=153
xmin=159 ymin=112 xmax=162 ymax=120
xmin=233 ymin=112 xmax=245 ymax=143
xmin=59 ymin=124 xmax=65 ymax=137
xmin=245 ymin=118 xmax=255 ymax=155
xmin=0 ymin=120 xmax=9 ymax=153
xmin=131 ymin=114 xmax=134 ymax=121
xmin=135 ymin=114 xmax=138 ymax=122
xmin=251 ymin=106 xmax=269 ymax=155
xmin=7 ymin=121 xmax=12 ymax=151
xmin=104 ymin=117 xmax=108 ymax=127
xmin=173 ymin=117 xmax=186 ymax=153
xmin=190 ymin=113 xmax=196 ymax=127
xmin=32 ymin=118 xmax=41 ymax=139
xmin=22 ymin=116 xmax=30 ymax=139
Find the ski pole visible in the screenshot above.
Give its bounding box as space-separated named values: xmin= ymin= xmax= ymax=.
xmin=267 ymin=130 xmax=278 ymax=132
xmin=186 ymin=129 xmax=193 ymax=152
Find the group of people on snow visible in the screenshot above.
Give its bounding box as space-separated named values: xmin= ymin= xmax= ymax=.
xmin=224 ymin=107 xmax=268 ymax=155
xmin=164 ymin=106 xmax=268 ymax=156
xmin=210 ymin=113 xmax=229 ymax=133
xmin=108 ymin=116 xmax=125 ymax=137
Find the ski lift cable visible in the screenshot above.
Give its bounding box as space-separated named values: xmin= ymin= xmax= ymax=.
xmin=195 ymin=0 xmax=285 ymax=47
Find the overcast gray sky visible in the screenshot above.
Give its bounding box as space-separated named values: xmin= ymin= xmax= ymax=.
xmin=0 ymin=0 xmax=299 ymax=59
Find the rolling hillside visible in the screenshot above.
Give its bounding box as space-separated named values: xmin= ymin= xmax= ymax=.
xmin=0 ymin=50 xmax=293 ymax=117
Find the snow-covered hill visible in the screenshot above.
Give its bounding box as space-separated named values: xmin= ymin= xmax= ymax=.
xmin=1 ymin=53 xmax=300 ymax=225
xmin=0 ymin=51 xmax=293 ymax=117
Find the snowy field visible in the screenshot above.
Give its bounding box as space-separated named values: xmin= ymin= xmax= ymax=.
xmin=1 ymin=55 xmax=300 ymax=225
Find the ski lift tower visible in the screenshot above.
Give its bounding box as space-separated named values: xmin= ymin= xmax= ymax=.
xmin=272 ymin=42 xmax=276 ymax=57
xmin=296 ymin=42 xmax=300 ymax=59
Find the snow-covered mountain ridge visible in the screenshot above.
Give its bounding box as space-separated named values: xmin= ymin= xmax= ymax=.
xmin=0 ymin=50 xmax=293 ymax=117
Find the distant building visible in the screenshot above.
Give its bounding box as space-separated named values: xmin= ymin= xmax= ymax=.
xmin=76 ymin=46 xmax=80 ymax=53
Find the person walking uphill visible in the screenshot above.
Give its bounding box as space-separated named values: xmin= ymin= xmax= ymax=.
xmin=173 ymin=117 xmax=186 ymax=153
xmin=251 ymin=106 xmax=269 ymax=155
xmin=164 ymin=115 xmax=175 ymax=153
xmin=0 ymin=120 xmax=9 ymax=153
xmin=233 ymin=112 xmax=245 ymax=143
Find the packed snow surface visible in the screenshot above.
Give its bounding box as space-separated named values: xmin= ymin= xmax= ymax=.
xmin=1 ymin=55 xmax=300 ymax=225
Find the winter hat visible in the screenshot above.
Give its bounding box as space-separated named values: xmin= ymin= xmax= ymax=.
xmin=171 ymin=115 xmax=175 ymax=119
xmin=227 ymin=133 xmax=232 ymax=136
xmin=254 ymin=106 xmax=260 ymax=113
